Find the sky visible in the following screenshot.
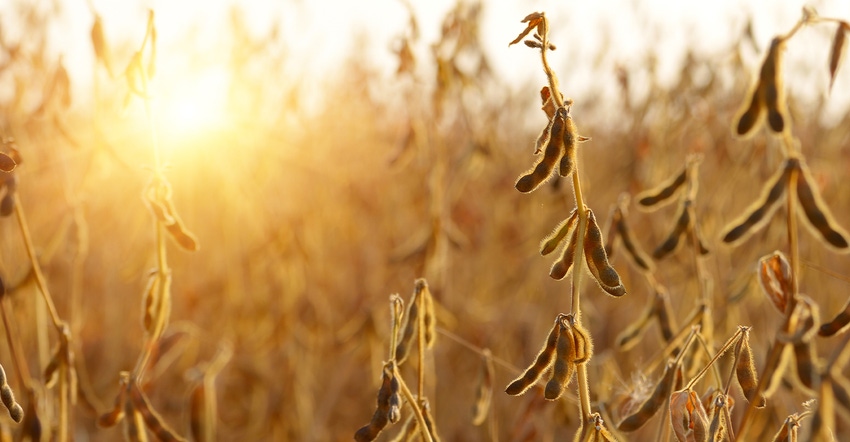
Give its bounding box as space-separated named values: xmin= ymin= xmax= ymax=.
xmin=4 ymin=0 xmax=850 ymax=123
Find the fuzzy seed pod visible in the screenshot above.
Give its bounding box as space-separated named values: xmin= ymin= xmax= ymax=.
xmin=584 ymin=210 xmax=626 ymax=297
xmin=559 ymin=114 xmax=577 ymax=177
xmin=516 ymin=107 xmax=567 ymax=193
xmin=735 ymin=328 xmax=766 ymax=408
xmin=418 ymin=279 xmax=436 ymax=348
xmin=549 ymin=220 xmax=580 ymax=280
xmin=506 ymin=315 xmax=562 ymax=396
xmin=0 ymin=365 xmax=22 ymax=423
xmin=540 ymin=210 xmax=578 ymax=255
xmin=544 ymin=319 xmax=574 ymax=400
xmin=354 ymin=364 xmax=394 ymax=442
xmin=395 ymin=289 xmax=419 ymax=365
xmin=618 ymin=362 xmax=677 ymax=432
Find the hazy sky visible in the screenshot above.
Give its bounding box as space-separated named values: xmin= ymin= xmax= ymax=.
xmin=5 ymin=0 xmax=850 ymax=120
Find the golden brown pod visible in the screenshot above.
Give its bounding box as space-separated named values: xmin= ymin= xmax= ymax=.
xmin=735 ymin=327 xmax=767 ymax=408
xmin=559 ymin=113 xmax=577 ymax=177
xmin=819 ymin=297 xmax=850 ymax=337
xmin=540 ymin=209 xmax=578 ymax=255
xmin=584 ymin=210 xmax=626 ymax=297
xmin=550 ymin=220 xmax=581 ymax=280
xmin=722 ymin=159 xmax=792 ymax=245
xmin=617 ymin=362 xmax=677 ymax=432
xmin=354 ymin=364 xmax=394 ymax=442
xmin=506 ymin=315 xmax=563 ymax=396
xmin=828 ymin=22 xmax=849 ymax=91
xmin=637 ymin=167 xmax=687 ymax=209
xmin=516 ymin=107 xmax=567 ymax=193
xmin=794 ymin=159 xmax=849 ymax=250
xmin=544 ymin=318 xmax=574 ymax=400
xmin=762 ymin=38 xmax=787 ymax=133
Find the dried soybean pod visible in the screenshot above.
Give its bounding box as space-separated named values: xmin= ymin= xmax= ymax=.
xmin=637 ymin=167 xmax=687 ymax=209
xmin=559 ymin=113 xmax=577 ymax=177
xmin=544 ymin=318 xmax=575 ymax=400
xmin=819 ymin=297 xmax=850 ymax=336
xmin=735 ymin=80 xmax=765 ymax=137
xmin=616 ymin=301 xmax=653 ymax=351
xmin=653 ymin=290 xmax=675 ymax=342
xmin=419 ymin=279 xmax=436 ymax=348
xmin=617 ymin=362 xmax=677 ymax=432
xmin=516 ymin=107 xmax=566 ymax=193
xmin=509 ymin=12 xmax=545 ymax=47
xmin=792 ymin=340 xmax=817 ymax=392
xmin=0 ymin=365 xmax=22 ymax=423
xmin=795 ymin=159 xmax=850 ymax=250
xmin=722 ymin=160 xmax=791 ymax=245
xmin=395 ymin=288 xmax=419 ymax=365
xmin=387 ymin=371 xmax=401 ymax=424
xmin=128 ymin=382 xmax=187 ymax=442
xmin=165 ymin=221 xmax=199 ymax=252
xmin=617 ymin=210 xmax=653 ymax=271
xmin=735 ymin=327 xmax=767 ymax=408
xmin=506 ymin=315 xmax=562 ymax=396
xmin=471 ymin=349 xmax=494 ymax=426
xmin=762 ymin=38 xmax=786 ymax=133
xmin=354 ymin=365 xmax=394 ymax=442
xmin=584 ymin=210 xmax=626 ymax=297
xmin=769 ymin=416 xmax=793 ymax=442
xmin=707 ymin=395 xmax=730 ymax=442
xmin=550 ymin=221 xmax=580 ymax=280
xmin=540 ymin=209 xmax=578 ymax=255
xmin=652 ymin=203 xmax=690 ymax=260
xmin=828 ymin=22 xmax=849 ymax=91
xmin=419 ymin=398 xmax=442 ymax=442
xmin=98 ymin=377 xmax=129 ymax=428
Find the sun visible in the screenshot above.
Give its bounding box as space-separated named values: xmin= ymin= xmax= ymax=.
xmin=156 ymin=66 xmax=231 ymax=145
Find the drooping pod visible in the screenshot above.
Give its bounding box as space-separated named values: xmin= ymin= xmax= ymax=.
xmin=544 ymin=317 xmax=574 ymax=400
xmin=617 ymin=361 xmax=678 ymax=432
xmin=794 ymin=159 xmax=849 ymax=250
xmin=735 ymin=327 xmax=767 ymax=408
xmin=506 ymin=315 xmax=563 ymax=396
xmin=637 ymin=167 xmax=687 ymax=209
xmin=540 ymin=209 xmax=578 ymax=256
xmin=516 ymin=107 xmax=567 ymax=193
xmin=584 ymin=210 xmax=626 ymax=297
